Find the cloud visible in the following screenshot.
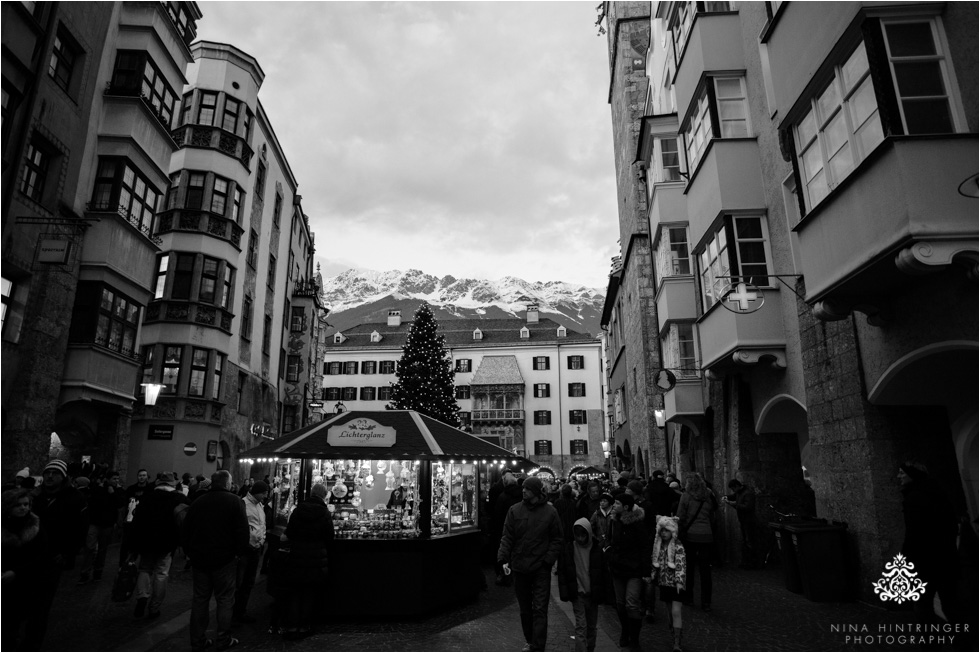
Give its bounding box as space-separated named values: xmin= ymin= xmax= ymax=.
xmin=197 ymin=1 xmax=617 ymax=288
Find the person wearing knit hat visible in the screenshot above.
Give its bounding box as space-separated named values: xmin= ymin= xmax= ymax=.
xmin=497 ymin=474 xmax=564 ymax=652
xmin=603 ymin=492 xmax=648 ymax=648
xmin=651 ymin=515 xmax=687 ymax=651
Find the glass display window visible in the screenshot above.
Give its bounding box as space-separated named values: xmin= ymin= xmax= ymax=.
xmin=431 ymin=461 xmax=479 ymax=536
xmin=272 ymin=459 xmax=300 ymax=525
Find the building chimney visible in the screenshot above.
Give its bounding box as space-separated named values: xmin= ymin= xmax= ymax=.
xmin=526 ymin=303 xmax=539 ymax=324
xmin=387 ymin=310 xmax=401 ymax=327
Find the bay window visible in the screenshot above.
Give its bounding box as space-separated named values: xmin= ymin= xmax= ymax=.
xmin=697 ymin=215 xmax=771 ymax=310
xmin=189 ymin=348 xmax=209 ymax=396
xmin=162 ymin=345 xmax=183 ymax=393
xmin=663 ymin=323 xmax=698 ymax=378
xmin=683 ymin=76 xmax=750 ymax=172
xmin=656 ymin=225 xmax=692 ymax=279
xmin=881 ymin=19 xmax=956 ymax=136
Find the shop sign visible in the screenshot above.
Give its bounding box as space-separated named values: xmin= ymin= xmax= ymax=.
xmin=148 ymin=424 xmax=174 ymax=440
xmin=38 ymin=238 xmax=72 ymax=264
xmin=327 ymin=418 xmax=396 ymax=448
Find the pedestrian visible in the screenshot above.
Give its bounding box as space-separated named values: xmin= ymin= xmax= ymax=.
xmin=577 ymin=481 xmax=602 ymax=521
xmin=184 ymin=470 xmax=250 ymax=651
xmin=491 ymin=471 xmax=522 ymax=586
xmin=189 ymin=477 xmax=211 ymax=503
xmin=278 ymin=482 xmax=333 ymax=640
xmin=497 ymin=476 xmax=563 ymax=652
xmin=898 ymin=460 xmax=963 ymax=625
xmin=676 ymin=472 xmax=716 ymax=612
xmin=2 ymin=488 xmax=52 ymax=651
xmin=79 ymin=471 xmax=125 ymax=584
xmin=121 ymin=469 xmax=151 ymax=565
xmin=181 ymin=473 xmax=194 ymax=496
xmin=651 ymin=515 xmax=687 ymax=652
xmin=647 ymin=470 xmax=675 ymax=517
xmin=554 ymin=484 xmax=580 ymax=543
xmin=557 ymin=517 xmax=607 ymax=652
xmin=233 ymin=480 xmax=269 ymax=624
xmin=237 ymin=477 xmax=254 ymax=498
xmin=29 ymin=459 xmax=87 ymax=650
xmin=602 ymin=493 xmax=649 ymax=650
xmin=131 ymin=471 xmax=188 ymax=619
xmin=73 ymin=476 xmax=93 ymax=584
xmin=722 ymin=479 xmax=758 ymax=568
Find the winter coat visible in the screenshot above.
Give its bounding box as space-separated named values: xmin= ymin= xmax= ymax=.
xmin=492 ymin=484 xmax=522 ymax=536
xmin=132 ymin=487 xmax=188 ymax=555
xmin=553 ymin=496 xmax=579 ymax=543
xmin=652 ymin=534 xmax=687 ymax=591
xmin=557 ymin=518 xmax=607 ymax=603
xmin=577 ymin=494 xmax=602 ymax=521
xmin=183 ymin=487 xmax=249 ymax=571
xmin=280 ymin=496 xmax=334 ymax=587
xmin=676 ymin=491 xmax=717 ymax=544
xmin=646 ymin=479 xmax=675 ymax=517
xmin=497 ymin=497 xmax=563 ymax=574
xmin=32 ymin=485 xmax=87 ymax=564
xmin=603 ymin=505 xmax=650 ymax=579
xmin=589 ymin=507 xmax=613 ymax=544
xmin=88 ymin=484 xmax=126 ymax=528
xmin=2 ymin=512 xmax=52 ymax=584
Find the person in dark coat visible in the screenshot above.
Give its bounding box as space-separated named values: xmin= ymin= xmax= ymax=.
xmin=131 ymin=471 xmax=188 ymax=619
xmin=723 ymin=479 xmax=758 ymax=568
xmin=277 ymin=483 xmax=334 ymax=640
xmin=491 ymin=471 xmax=522 ymax=585
xmin=646 ymin=470 xmax=675 ymax=517
xmin=80 ymin=471 xmax=125 ymax=583
xmin=898 ymin=461 xmax=962 ymax=625
xmin=602 ymin=493 xmax=649 ymax=650
xmin=2 ymin=488 xmax=53 ymax=652
xmin=577 ymin=481 xmax=603 ymax=521
xmin=497 ymin=476 xmax=564 ymax=652
xmin=184 ymin=470 xmax=249 ymax=651
xmin=121 ymin=469 xmax=151 ymax=565
xmin=554 ymin=484 xmax=580 ymax=543
xmin=676 ymin=472 xmax=717 ymax=612
xmin=557 ymin=517 xmax=606 ymax=652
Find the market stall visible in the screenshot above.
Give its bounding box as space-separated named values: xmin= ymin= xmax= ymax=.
xmin=240 ymin=410 xmax=532 ymax=616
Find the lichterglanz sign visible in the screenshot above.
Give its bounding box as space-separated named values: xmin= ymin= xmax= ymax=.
xmin=327 ymin=418 xmax=396 ymax=448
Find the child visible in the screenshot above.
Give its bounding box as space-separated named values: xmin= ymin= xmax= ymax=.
xmin=651 ymin=515 xmax=687 ymax=651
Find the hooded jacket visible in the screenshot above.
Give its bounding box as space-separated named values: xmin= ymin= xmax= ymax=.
xmin=497 ymin=494 xmax=563 ymax=574
xmin=603 ymin=504 xmax=651 ymax=578
xmin=557 ymin=517 xmax=607 ymax=603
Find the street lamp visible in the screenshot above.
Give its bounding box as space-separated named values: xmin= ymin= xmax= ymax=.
xmin=654 ymin=409 xmax=666 ymax=428
xmin=141 ymin=383 xmax=165 ymax=406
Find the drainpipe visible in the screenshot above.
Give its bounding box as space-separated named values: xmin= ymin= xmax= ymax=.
xmin=557 ymin=343 xmax=564 ymax=478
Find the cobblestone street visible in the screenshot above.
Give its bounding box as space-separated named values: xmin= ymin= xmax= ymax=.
xmin=43 ymin=543 xmax=976 ymax=652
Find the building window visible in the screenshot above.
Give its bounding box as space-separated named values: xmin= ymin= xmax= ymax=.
xmin=569 ymin=410 xmax=588 ymax=425
xmin=343 ymin=361 xmax=359 ymax=375
xmin=882 ymin=20 xmax=956 ymax=136
xmin=532 ymin=356 xmax=550 ymax=370
xmin=242 ymin=106 xmax=253 ymax=141
xmin=109 ymin=51 xmax=177 ymax=127
xmin=162 ymin=345 xmax=183 ymax=394
xmin=262 ymin=314 xmax=272 ymax=354
xmin=286 ymin=355 xmax=300 ymax=382
xmin=378 ymin=386 xmax=392 ymax=401
xmin=169 ymin=253 xmax=195 ymax=300
xmin=379 ymin=360 xmax=396 ymax=374
xmin=246 ymin=230 xmax=258 ymax=268
xmin=186 ymin=172 xmax=205 ymax=209
xmin=165 ymin=1 xmax=196 ymax=41
xmin=533 ymin=410 xmax=552 ymax=425
xmin=341 ymin=387 xmax=357 ymax=401
xmin=455 ymin=359 xmax=472 ymax=373
xmin=241 ymin=295 xmax=253 ymax=340
xmin=140 ymin=345 xmax=154 ymax=386
xmin=360 ymin=387 xmax=376 ymax=401
xmin=212 ymin=353 xmax=224 ymax=400
xmin=180 ymin=92 xmax=192 ymax=126
xmin=455 ymin=386 xmax=471 ymax=399
xmin=568 ymin=383 xmax=586 ymax=397
xmin=361 ymin=361 xmax=377 ymax=375
xmin=237 ymin=372 xmax=247 ymax=413
xmin=697 ymin=215 xmax=771 ymax=309
xmin=197 ymin=91 xmax=217 ymax=126
xmin=657 ymin=226 xmax=692 ymax=279
xmin=570 ymin=440 xmax=588 ymax=456
xmin=92 ymin=158 xmax=160 ymax=232
xmin=654 ymin=137 xmax=682 ymax=183
xmin=69 ymin=284 xmax=141 ymax=357
xmin=567 ymin=356 xmax=584 ymax=370
xmin=267 ymin=255 xmax=276 ymax=288
xmin=323 ymin=387 xmax=341 ymax=401
xmin=219 ymin=265 xmax=233 ymax=309
xmin=255 ymin=161 xmax=267 ymax=200
xmin=290 ymin=307 xmax=306 ymax=332
xmin=534 ymin=440 xmax=553 ymax=455
xmin=458 ymin=411 xmax=471 ymax=426
xmin=683 ymin=76 xmax=749 ymax=172
xmin=211 ymin=177 xmax=229 ymax=215
xmin=154 ymin=254 xmax=168 ymax=299
xmin=222 ymin=96 xmax=240 ymax=133
xmin=795 ymin=41 xmax=883 ymax=211
xmin=273 ymin=193 xmax=283 ymax=227
xmin=48 ymin=29 xmax=79 ymax=93
xmin=614 ymin=388 xmax=625 ymax=426
xmin=324 ymin=361 xmax=341 ymax=375
xmin=533 ymin=383 xmax=550 ymax=398
xmin=232 ymin=186 xmax=245 ymax=224
xmin=663 ymin=323 xmax=698 ymax=378
xmin=20 ymin=139 xmax=50 ymax=202
xmin=668 ymin=1 xmax=695 ymax=62
xmin=188 ymin=348 xmax=209 ymax=396
xmin=198 ymin=257 xmax=220 ymax=304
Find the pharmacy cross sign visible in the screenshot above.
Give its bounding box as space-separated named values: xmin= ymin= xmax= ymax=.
xmin=722 ymin=282 xmax=765 ymax=314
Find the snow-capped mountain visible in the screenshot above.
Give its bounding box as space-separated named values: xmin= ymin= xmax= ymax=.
xmin=322 ymin=269 xmax=606 ymax=336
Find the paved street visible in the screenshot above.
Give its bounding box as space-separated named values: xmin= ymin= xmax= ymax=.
xmin=42 ymin=541 xmax=975 ymax=652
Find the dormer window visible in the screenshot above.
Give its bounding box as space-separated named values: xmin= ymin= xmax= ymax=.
xmin=370 ymin=330 xmax=382 ymax=343
xmin=520 ymin=326 xmax=530 ymax=339
xmin=557 ymin=326 xmax=567 ymax=338
xmin=473 ymin=328 xmax=483 ymax=341
xmin=333 ymin=332 xmax=346 ymax=344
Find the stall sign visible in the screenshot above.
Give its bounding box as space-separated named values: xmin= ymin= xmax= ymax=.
xmin=327 ymin=418 xmax=396 ymax=448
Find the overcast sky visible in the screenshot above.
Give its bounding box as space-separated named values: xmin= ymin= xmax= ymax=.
xmin=197 ymin=1 xmax=618 ymax=289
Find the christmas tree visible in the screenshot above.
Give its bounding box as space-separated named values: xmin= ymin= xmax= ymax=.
xmin=387 ymin=303 xmax=461 ymax=427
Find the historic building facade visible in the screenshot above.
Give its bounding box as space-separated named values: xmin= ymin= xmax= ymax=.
xmin=321 ymin=307 xmax=606 ymax=477
xmin=603 ymin=1 xmax=977 ymax=597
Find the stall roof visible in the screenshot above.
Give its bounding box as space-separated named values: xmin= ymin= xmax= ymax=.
xmin=240 ymin=410 xmax=534 ymax=464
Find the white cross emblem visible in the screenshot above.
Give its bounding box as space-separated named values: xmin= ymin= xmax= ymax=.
xmin=727 ymin=282 xmax=759 ymax=312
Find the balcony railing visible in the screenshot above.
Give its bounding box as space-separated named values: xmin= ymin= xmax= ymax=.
xmin=103 ymin=82 xmax=174 ymax=134
xmin=144 ymin=299 xmax=234 ymax=333
xmin=471 ymin=410 xmax=525 ymax=421
xmin=67 ymin=337 xmax=142 ymax=362
xmin=292 ymin=278 xmax=321 ymax=298
xmin=85 ymin=201 xmax=154 ymax=241
xmin=154 ymin=208 xmax=244 ymax=249
xmin=171 ymin=124 xmax=254 ymax=171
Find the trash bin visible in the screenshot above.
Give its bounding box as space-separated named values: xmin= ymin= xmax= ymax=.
xmin=785 ymin=521 xmax=848 ymax=602
xmin=768 ymin=521 xmax=803 ymax=594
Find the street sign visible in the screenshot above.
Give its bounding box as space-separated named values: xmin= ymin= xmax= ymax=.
xmin=183 ymin=443 xmax=198 ymax=455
